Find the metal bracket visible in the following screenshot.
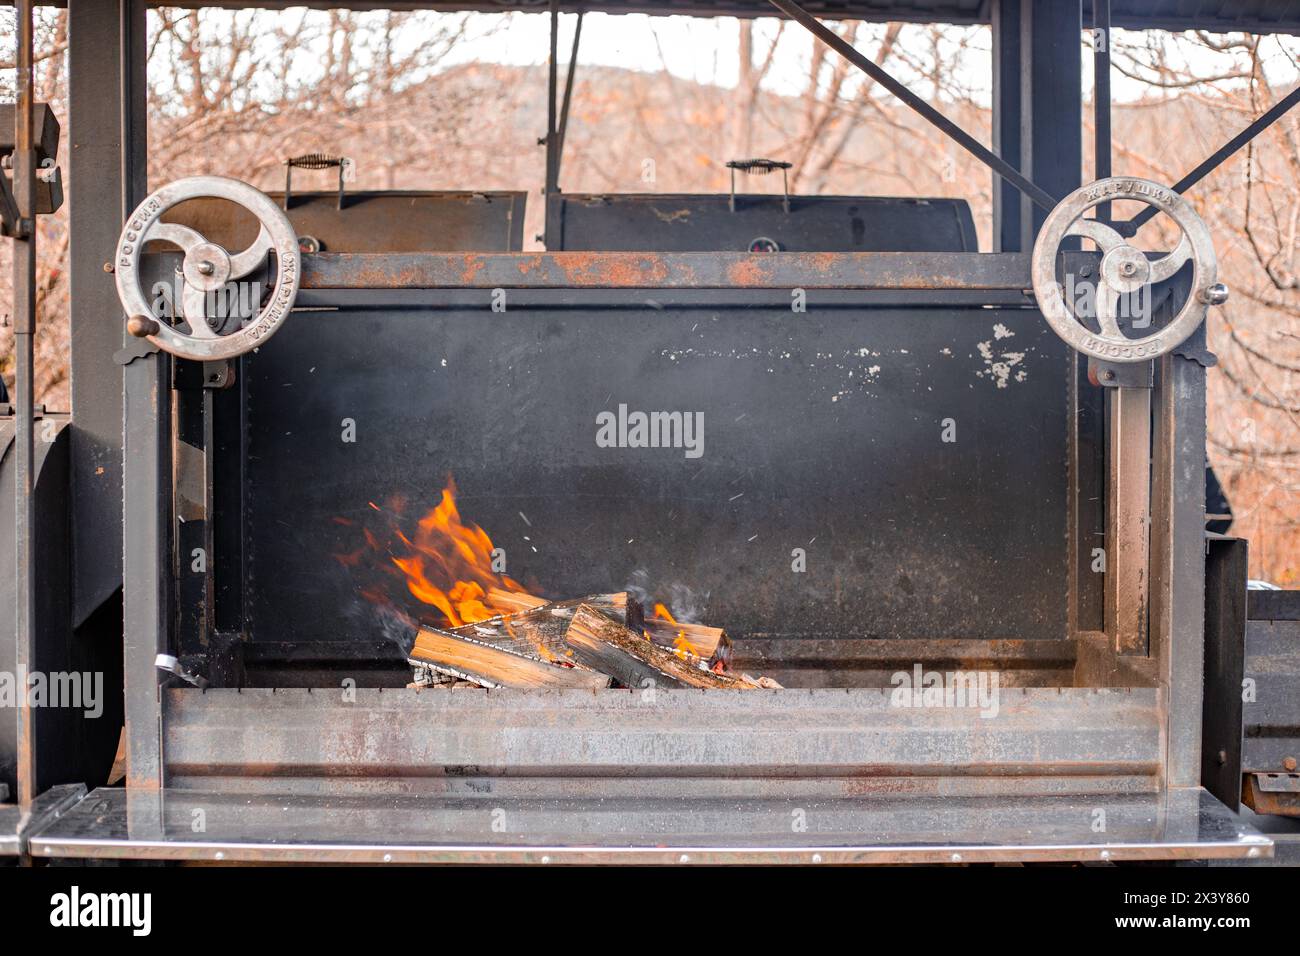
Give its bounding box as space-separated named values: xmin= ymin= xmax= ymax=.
xmin=114 ymin=337 xmax=160 ymax=366
xmin=203 ymin=360 xmax=236 ymax=389
xmin=174 ymin=358 xmax=235 ymax=391
xmin=1173 ymin=343 xmax=1218 ymax=368
xmin=284 ymin=153 xmax=351 ymax=210
xmin=1090 ymin=358 xmax=1153 ymax=389
xmin=1243 ymin=772 xmax=1300 ymax=817
xmin=0 ymin=169 xmax=26 ymax=238
xmin=1 ymin=161 xmax=64 ymax=232
xmin=727 ymin=158 xmax=792 ymax=214
xmin=156 ymin=653 xmax=209 ymax=689
xmin=0 ymin=403 xmax=47 ymax=419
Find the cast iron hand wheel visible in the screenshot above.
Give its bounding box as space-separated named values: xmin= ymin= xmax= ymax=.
xmin=114 ymin=176 xmax=300 ymax=361
xmin=1031 ymin=176 xmax=1226 ymax=363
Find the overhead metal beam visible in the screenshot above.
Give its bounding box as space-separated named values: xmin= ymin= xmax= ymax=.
xmin=299 ymin=250 xmax=1033 ymax=290
xmin=768 ymin=0 xmax=1059 ymax=213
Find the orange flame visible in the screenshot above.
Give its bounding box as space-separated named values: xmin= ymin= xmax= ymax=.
xmin=383 ymin=478 xmax=534 ymax=627
xmin=651 ymin=603 xmax=701 ymax=659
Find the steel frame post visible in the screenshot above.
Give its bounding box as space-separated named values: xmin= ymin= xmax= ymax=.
xmin=1019 ymin=0 xmax=1082 ymax=247
xmin=11 ymin=0 xmax=38 ymax=810
xmin=991 ymin=0 xmax=1022 ymax=253
xmin=544 ymin=1 xmax=559 ymax=198
xmin=110 ymin=0 xmax=168 ymax=793
xmin=1150 ymin=350 xmax=1209 ymax=789
xmin=68 ymin=1 xmax=146 ymax=629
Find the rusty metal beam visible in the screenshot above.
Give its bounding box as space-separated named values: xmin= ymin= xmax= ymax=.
xmin=301 ymin=251 xmax=1032 ymax=290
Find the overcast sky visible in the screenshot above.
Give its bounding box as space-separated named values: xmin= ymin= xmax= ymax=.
xmin=435 ymin=11 xmax=1300 ymax=105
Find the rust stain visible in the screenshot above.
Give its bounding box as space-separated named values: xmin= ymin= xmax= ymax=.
xmin=459 ymin=254 xmax=486 ymax=284
xmin=555 ymin=252 xmax=673 ymax=287
xmin=302 ymin=251 xmax=1022 ymax=292
xmin=514 ymin=254 xmax=548 ymax=277
xmin=726 ymin=258 xmax=768 ymax=287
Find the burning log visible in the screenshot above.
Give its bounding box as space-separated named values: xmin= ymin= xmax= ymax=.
xmin=363 ymin=477 xmax=770 ymax=688
xmin=642 ymin=618 xmax=732 ymax=669
xmin=485 ymin=587 xmax=547 ymax=615
xmin=408 ymin=627 xmax=611 ymax=689
xmin=564 ymin=604 xmax=754 ymax=690
xmin=452 ymin=591 xmax=643 ymax=662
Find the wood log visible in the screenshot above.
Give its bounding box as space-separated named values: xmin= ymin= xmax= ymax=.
xmin=564 ymin=604 xmax=754 ymax=690
xmin=409 ymin=626 xmax=611 ymax=689
xmin=642 ymin=618 xmax=733 ymax=669
xmin=485 ymin=587 xmax=547 ymax=615
xmin=453 ymin=592 xmax=643 ymax=663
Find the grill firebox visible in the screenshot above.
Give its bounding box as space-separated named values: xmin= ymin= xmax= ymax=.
xmin=4 ymin=0 xmax=1289 ymax=866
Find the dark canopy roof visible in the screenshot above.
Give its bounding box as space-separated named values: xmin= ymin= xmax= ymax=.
xmin=183 ymin=1 xmax=1300 ymax=35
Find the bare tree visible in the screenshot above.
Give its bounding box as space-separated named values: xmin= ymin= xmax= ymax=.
xmin=6 ymin=10 xmax=1300 ymax=582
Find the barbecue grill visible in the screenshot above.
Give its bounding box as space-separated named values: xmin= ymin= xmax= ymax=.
xmin=3 ymin=0 xmax=1298 ymax=865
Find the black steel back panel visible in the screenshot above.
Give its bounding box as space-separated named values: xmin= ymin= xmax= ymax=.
xmin=228 ymin=296 xmax=1068 ymax=646
xmin=1243 ymin=590 xmax=1300 ymax=775
xmin=548 ymin=193 xmax=978 ymax=252
xmin=166 ymin=191 xmax=526 ymax=253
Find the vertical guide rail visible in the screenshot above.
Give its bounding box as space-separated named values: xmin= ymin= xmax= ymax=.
xmin=1093 ymin=0 xmax=1112 ymax=223
xmin=1105 ymin=385 xmax=1151 ymax=655
xmin=544 ymin=0 xmax=560 ymax=197
xmin=990 ymin=0 xmax=1022 ymax=252
xmin=11 ymin=0 xmax=38 ymax=809
xmin=118 ymin=0 xmax=167 ymax=794
xmin=1150 ymin=350 xmax=1208 ymax=788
